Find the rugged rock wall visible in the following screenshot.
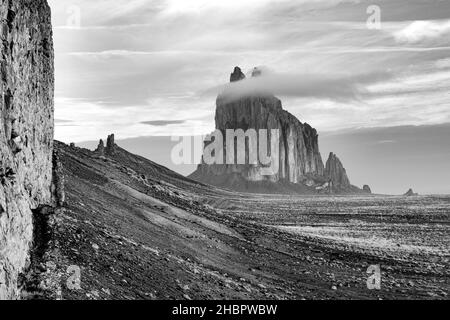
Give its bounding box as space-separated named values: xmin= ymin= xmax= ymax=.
xmin=190 ymin=67 xmax=369 ymax=194
xmin=0 ymin=0 xmax=54 ymax=299
xmin=190 ymin=67 xmax=326 ymax=190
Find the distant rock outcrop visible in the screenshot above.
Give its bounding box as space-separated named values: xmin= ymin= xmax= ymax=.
xmin=0 ymin=0 xmax=54 ymax=299
xmin=230 ymin=67 xmax=246 ymax=82
xmin=106 ymin=134 xmax=116 ymax=155
xmin=95 ymin=139 xmax=105 ymax=155
xmin=324 ymin=153 xmax=351 ymax=191
xmin=190 ymin=67 xmax=363 ymax=194
xmin=96 ymin=134 xmax=117 ymax=156
xmin=363 ymin=185 xmax=372 ymax=194
xmin=404 ymin=189 xmax=418 ymax=197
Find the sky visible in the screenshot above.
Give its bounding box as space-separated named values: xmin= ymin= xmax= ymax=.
xmin=48 ymin=0 xmax=450 ymax=141
xmin=48 ymin=0 xmax=450 ymax=194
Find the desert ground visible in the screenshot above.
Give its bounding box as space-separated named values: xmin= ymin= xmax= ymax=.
xmin=24 ymin=141 xmax=449 ymax=300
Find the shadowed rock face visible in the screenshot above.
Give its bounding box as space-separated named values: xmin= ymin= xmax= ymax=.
xmin=0 ymin=0 xmax=54 ymax=299
xmin=324 ymin=153 xmax=351 ymax=190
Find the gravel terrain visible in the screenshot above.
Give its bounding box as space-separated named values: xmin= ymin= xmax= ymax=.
xmin=26 ymin=141 xmax=449 ymax=300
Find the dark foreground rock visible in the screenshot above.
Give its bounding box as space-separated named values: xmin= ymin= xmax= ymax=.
xmin=0 ymin=0 xmax=54 ymax=299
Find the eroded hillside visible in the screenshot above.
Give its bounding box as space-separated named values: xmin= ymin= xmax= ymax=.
xmin=28 ymin=140 xmax=449 ymax=300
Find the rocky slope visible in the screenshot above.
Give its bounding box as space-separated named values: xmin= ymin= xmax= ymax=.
xmin=190 ymin=67 xmax=364 ymax=194
xmin=29 ymin=138 xmax=449 ymax=300
xmin=0 ymin=0 xmax=54 ymax=299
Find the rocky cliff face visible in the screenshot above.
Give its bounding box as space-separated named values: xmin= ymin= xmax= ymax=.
xmin=0 ymin=0 xmax=54 ymax=299
xmin=190 ymin=67 xmax=367 ymax=194
xmin=190 ymin=67 xmax=329 ymax=192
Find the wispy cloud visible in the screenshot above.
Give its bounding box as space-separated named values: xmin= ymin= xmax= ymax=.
xmin=141 ymin=120 xmax=186 ymax=126
xmin=394 ymin=20 xmax=450 ymax=44
xmin=49 ymin=0 xmax=450 ymax=141
xmin=205 ymin=68 xmax=393 ymax=102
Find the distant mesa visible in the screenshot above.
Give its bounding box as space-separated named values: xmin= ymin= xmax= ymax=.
xmin=404 ymin=188 xmax=418 ymax=197
xmin=189 ymin=66 xmax=367 ymax=194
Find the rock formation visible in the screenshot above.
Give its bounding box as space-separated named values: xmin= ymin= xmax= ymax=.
xmin=0 ymin=0 xmax=54 ymax=299
xmin=95 ymin=134 xmax=117 ymax=156
xmin=363 ymin=185 xmax=372 ymax=194
xmin=106 ymin=134 xmax=116 ymax=155
xmin=190 ymin=67 xmax=364 ymax=194
xmin=95 ymin=139 xmax=105 ymax=155
xmin=404 ymin=189 xmax=418 ymax=197
xmin=324 ymin=153 xmax=351 ymax=191
xmin=230 ymin=67 xmax=246 ymax=82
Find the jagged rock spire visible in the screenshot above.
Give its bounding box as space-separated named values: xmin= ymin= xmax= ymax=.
xmin=106 ymin=134 xmax=116 ymax=155
xmin=325 ymin=152 xmax=350 ymax=189
xmin=230 ymin=66 xmax=246 ymax=82
xmin=95 ymin=139 xmax=105 ymax=155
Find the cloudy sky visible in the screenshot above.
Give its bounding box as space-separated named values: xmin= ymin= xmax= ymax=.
xmin=48 ymin=0 xmax=450 ymax=142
